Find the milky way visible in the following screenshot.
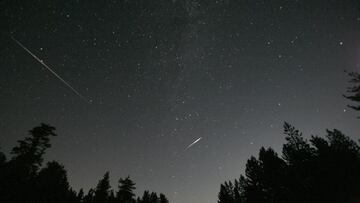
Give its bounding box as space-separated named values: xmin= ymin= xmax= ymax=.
xmin=1 ymin=1 xmax=360 ymax=203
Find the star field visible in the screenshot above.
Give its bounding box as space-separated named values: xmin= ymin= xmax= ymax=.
xmin=1 ymin=1 xmax=360 ymax=203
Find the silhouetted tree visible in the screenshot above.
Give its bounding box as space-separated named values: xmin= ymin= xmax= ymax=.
xmin=77 ymin=189 xmax=85 ymax=202
xmin=310 ymin=129 xmax=360 ymax=202
xmin=0 ymin=124 xmax=169 ymax=203
xmin=218 ymin=179 xmax=246 ymax=203
xmin=139 ymin=190 xmax=151 ymax=203
xmin=11 ymin=123 xmax=57 ymax=175
xmin=149 ymin=192 xmax=159 ymax=203
xmin=219 ymin=122 xmax=360 ymax=203
xmin=116 ymin=176 xmax=136 ymax=203
xmin=282 ymin=122 xmax=315 ymax=165
xmin=35 ymin=161 xmax=71 ymax=203
xmin=108 ymin=190 xmax=116 ymax=203
xmin=240 ymin=147 xmax=288 ymax=203
xmin=159 ymin=193 xmax=169 ymax=203
xmin=94 ymin=171 xmax=111 ymax=203
xmin=233 ymin=179 xmax=242 ymax=202
xmin=0 ymin=148 xmax=5 ymax=166
xmin=282 ymin=122 xmax=315 ymax=202
xmin=83 ymin=189 xmax=95 ymax=203
xmin=138 ymin=190 xmax=166 ymax=203
xmin=344 ymin=71 xmax=360 ymax=113
xmin=218 ymin=181 xmax=236 ymax=203
xmin=0 ymin=123 xmax=57 ymax=203
xmin=68 ymin=188 xmax=80 ymax=203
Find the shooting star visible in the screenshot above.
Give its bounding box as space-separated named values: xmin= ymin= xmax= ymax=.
xmin=186 ymin=137 xmax=202 ymax=150
xmin=11 ymin=36 xmax=89 ymax=103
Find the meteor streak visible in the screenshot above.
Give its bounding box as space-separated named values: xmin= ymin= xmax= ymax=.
xmin=11 ymin=37 xmax=89 ymax=103
xmin=186 ymin=137 xmax=202 ymax=150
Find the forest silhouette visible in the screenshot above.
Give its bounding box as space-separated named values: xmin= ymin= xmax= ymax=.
xmin=0 ymin=124 xmax=169 ymax=203
xmin=217 ymin=122 xmax=360 ymax=203
xmin=217 ymin=71 xmax=360 ymax=203
xmin=1 ymin=72 xmax=360 ymax=203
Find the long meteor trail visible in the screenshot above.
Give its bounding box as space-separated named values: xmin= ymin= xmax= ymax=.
xmin=11 ymin=37 xmax=89 ymax=103
xmin=186 ymin=137 xmax=202 ymax=150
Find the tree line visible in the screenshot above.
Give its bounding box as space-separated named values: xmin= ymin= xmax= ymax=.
xmin=1 ymin=72 xmax=360 ymax=203
xmin=217 ymin=71 xmax=360 ymax=203
xmin=0 ymin=124 xmax=169 ymax=203
xmin=218 ymin=122 xmax=360 ymax=203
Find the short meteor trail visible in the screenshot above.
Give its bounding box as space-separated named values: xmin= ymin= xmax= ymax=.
xmin=186 ymin=137 xmax=202 ymax=150
xmin=11 ymin=37 xmax=89 ymax=103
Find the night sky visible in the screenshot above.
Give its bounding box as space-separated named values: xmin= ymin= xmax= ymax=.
xmin=1 ymin=1 xmax=360 ymax=202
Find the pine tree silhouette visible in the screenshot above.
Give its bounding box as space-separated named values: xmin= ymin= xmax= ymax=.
xmin=149 ymin=192 xmax=159 ymax=203
xmin=94 ymin=171 xmax=111 ymax=203
xmin=77 ymin=189 xmax=85 ymax=202
xmin=117 ymin=176 xmax=136 ymax=203
xmin=0 ymin=124 xmax=170 ymax=203
xmin=83 ymin=188 xmax=95 ymax=203
xmin=159 ymin=193 xmax=169 ymax=203
xmin=218 ymin=122 xmax=360 ymax=203
xmin=35 ymin=161 xmax=71 ymax=203
xmin=0 ymin=123 xmax=57 ymax=203
xmin=139 ymin=190 xmax=151 ymax=203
